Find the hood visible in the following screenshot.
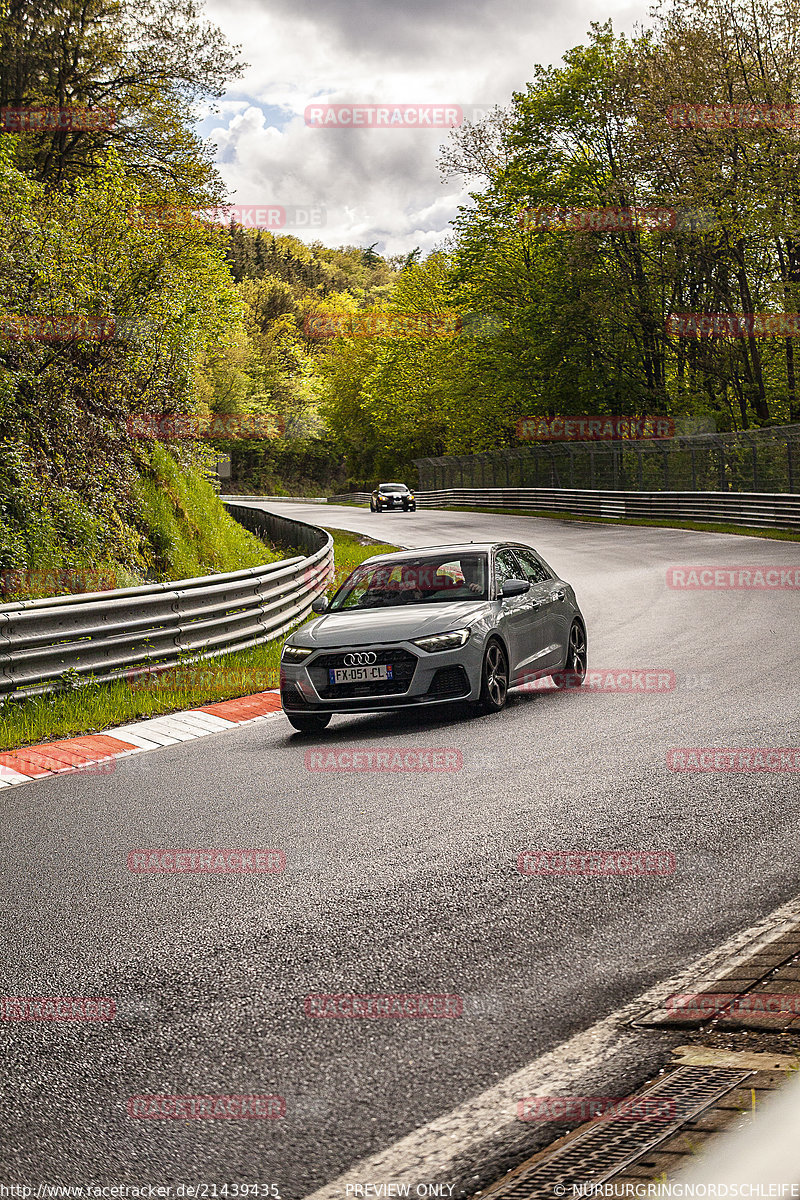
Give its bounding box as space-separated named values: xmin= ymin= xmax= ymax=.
xmin=290 ymin=601 xmax=490 ymax=648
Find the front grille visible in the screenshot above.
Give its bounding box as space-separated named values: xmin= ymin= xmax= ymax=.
xmin=309 ymin=648 xmax=417 ymax=699
xmin=427 ymin=665 xmax=470 ymax=698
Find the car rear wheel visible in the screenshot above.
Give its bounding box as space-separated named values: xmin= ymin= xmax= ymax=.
xmin=552 ymin=621 xmax=587 ymax=688
xmin=285 ymin=712 xmax=332 ymax=733
xmin=475 ymin=639 xmax=508 ymax=713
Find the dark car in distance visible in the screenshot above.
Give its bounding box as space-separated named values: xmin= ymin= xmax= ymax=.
xmin=370 ymin=483 xmax=416 ymax=512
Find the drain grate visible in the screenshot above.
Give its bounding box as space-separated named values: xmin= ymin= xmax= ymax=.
xmin=480 ymin=1066 xmax=754 ymax=1199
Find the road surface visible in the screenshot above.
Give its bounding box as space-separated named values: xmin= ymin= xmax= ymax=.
xmin=2 ymin=503 xmax=799 ymax=1196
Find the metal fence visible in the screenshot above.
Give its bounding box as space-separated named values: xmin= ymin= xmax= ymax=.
xmin=220 ymin=493 xmax=328 ymax=504
xmin=0 ymin=503 xmax=332 ymax=700
xmin=327 ymin=488 xmax=800 ymax=530
xmin=414 ymin=423 xmax=800 ymax=494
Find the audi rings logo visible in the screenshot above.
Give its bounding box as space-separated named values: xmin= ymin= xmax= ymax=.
xmin=343 ymin=652 xmax=377 ymax=666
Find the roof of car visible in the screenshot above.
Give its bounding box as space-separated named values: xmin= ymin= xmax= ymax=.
xmin=358 ymin=542 xmax=516 ymax=565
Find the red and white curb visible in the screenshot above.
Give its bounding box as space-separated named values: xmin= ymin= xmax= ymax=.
xmin=0 ymin=690 xmax=283 ymax=789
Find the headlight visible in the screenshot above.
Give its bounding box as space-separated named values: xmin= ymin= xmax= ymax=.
xmin=378 ymin=494 xmax=386 ymax=500
xmin=282 ymin=643 xmax=313 ymax=662
xmin=412 ymin=628 xmax=471 ymax=653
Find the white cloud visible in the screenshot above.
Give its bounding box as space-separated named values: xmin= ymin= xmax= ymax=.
xmin=201 ymin=0 xmax=650 ymax=255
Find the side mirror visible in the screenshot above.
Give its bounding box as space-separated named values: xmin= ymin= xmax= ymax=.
xmin=501 ymin=577 xmax=530 ymax=598
xmin=311 ymin=595 xmax=329 ymax=614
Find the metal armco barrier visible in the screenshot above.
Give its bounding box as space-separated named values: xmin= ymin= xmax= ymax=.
xmin=0 ymin=503 xmax=332 ymax=699
xmin=327 ymin=489 xmax=800 ymax=530
xmin=220 ymin=494 xmax=328 ymax=504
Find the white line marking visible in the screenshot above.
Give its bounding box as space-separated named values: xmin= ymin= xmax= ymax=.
xmin=302 ymin=893 xmax=800 ymax=1198
xmin=1 ymin=693 xmax=284 ymax=790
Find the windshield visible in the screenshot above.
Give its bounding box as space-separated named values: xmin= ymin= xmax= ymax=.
xmin=377 ymin=484 xmax=407 ymax=493
xmin=330 ymin=553 xmax=489 ymax=610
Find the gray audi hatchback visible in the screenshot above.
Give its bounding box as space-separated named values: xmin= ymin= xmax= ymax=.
xmin=279 ymin=542 xmax=586 ymax=732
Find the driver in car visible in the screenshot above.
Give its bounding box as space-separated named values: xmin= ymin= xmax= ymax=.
xmin=439 ymin=557 xmax=483 ymax=597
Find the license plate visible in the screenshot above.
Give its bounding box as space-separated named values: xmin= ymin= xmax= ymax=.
xmin=329 ymin=664 xmax=392 ymax=684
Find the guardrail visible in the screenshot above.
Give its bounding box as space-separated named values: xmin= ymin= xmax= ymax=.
xmin=327 ymin=488 xmax=800 ymax=530
xmin=0 ymin=503 xmax=333 ymax=700
xmin=220 ymin=494 xmax=328 ymax=504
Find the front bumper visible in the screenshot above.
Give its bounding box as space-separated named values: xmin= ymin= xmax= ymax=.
xmin=280 ymin=639 xmax=479 ymax=714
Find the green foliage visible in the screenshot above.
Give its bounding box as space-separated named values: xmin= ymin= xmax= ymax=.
xmin=0 ymin=0 xmax=243 ymax=198
xmin=0 ymin=137 xmax=275 ymax=598
xmin=197 ymin=227 xmax=401 ymax=494
xmin=134 ymin=443 xmax=279 ymax=580
xmin=318 ymin=3 xmax=800 ymax=481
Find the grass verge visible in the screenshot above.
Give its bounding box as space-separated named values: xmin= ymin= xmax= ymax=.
xmin=0 ymin=528 xmax=398 ymax=752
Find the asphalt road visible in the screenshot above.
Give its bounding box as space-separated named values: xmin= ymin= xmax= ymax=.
xmin=2 ymin=503 xmax=800 ymax=1196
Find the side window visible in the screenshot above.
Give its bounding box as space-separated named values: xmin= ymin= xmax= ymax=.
xmin=514 ymin=549 xmax=551 ymax=584
xmin=494 ymin=548 xmax=524 ymax=593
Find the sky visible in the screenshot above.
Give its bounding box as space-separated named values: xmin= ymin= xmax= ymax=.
xmin=200 ymin=0 xmax=649 ymax=257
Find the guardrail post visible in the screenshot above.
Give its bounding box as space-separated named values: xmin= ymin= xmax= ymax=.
xmin=788 ymin=440 xmax=795 ymax=492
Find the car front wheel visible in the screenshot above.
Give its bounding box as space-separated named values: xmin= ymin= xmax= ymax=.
xmin=285 ymin=712 xmax=332 ymax=733
xmin=475 ymin=639 xmax=508 ymax=713
xmin=552 ymin=621 xmax=587 ymax=688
